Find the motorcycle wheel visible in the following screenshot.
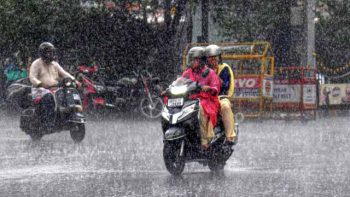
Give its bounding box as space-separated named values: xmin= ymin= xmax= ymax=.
xmin=163 ymin=142 xmax=185 ymax=175
xmin=208 ymin=160 xmax=225 ymax=172
xmin=139 ymin=96 xmax=163 ymax=119
xmin=70 ymin=124 xmax=85 ymax=143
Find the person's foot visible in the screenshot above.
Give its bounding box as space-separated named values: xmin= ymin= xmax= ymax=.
xmin=225 ymin=137 xmax=236 ymax=145
xmin=226 ymin=137 xmax=234 ymax=142
xmin=201 ymin=144 xmax=209 ymax=151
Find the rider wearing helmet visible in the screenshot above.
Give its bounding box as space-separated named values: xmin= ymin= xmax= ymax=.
xmin=29 ymin=42 xmax=78 ymax=125
xmin=205 ymin=44 xmax=237 ymax=145
xmin=182 ymin=46 xmax=221 ymax=150
xmin=30 ymin=42 xmax=76 ymax=88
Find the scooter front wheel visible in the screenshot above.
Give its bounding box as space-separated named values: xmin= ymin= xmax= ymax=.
xmin=70 ymin=123 xmax=85 ymax=143
xmin=163 ymin=142 xmax=185 ymax=175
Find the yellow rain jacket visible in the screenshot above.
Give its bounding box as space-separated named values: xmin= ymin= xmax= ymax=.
xmin=217 ymin=63 xmax=234 ymax=97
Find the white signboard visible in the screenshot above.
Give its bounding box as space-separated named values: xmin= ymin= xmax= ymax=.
xmin=319 ymin=84 xmax=350 ymax=105
xmin=303 ymin=84 xmax=317 ymax=105
xmin=273 ymin=84 xmax=301 ymax=103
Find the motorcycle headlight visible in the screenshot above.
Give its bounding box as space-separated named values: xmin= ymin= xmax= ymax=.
xmin=178 ymin=103 xmax=196 ymax=121
xmin=170 ymin=85 xmax=187 ymax=95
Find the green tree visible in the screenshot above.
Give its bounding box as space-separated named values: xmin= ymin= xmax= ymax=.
xmin=211 ymin=0 xmax=292 ymax=66
xmin=0 ymin=0 xmax=84 ymax=60
xmin=0 ymin=0 xmax=190 ymax=77
xmin=315 ymin=0 xmax=350 ymax=73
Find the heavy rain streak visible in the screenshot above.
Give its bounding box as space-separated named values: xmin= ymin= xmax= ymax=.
xmin=0 ymin=0 xmax=349 ymax=196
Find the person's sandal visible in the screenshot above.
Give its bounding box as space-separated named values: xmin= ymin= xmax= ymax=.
xmin=225 ymin=137 xmax=236 ymax=146
xmin=201 ymin=144 xmax=209 ymax=151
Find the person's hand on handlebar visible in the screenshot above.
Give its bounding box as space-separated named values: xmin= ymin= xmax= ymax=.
xmin=74 ymin=79 xmax=82 ymax=88
xmin=201 ymin=85 xmax=212 ymax=92
xmin=36 ymin=82 xmax=43 ymax=88
xmin=160 ymin=88 xmax=169 ymax=96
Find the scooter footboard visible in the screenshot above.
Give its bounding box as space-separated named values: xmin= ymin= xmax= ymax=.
xmin=164 ymin=127 xmax=186 ymax=141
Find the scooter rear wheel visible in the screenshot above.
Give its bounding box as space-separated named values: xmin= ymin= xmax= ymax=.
xmin=208 ymin=160 xmax=225 ymax=171
xmin=163 ymin=142 xmax=185 ymax=175
xmin=29 ymin=133 xmax=43 ymax=141
xmin=70 ymin=124 xmax=85 ymax=143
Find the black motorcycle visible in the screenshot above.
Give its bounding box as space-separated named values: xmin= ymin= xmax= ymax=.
xmin=161 ymin=77 xmax=239 ymax=175
xmin=104 ymin=70 xmax=164 ymax=118
xmin=20 ymin=78 xmax=86 ymax=142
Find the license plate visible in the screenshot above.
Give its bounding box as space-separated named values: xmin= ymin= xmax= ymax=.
xmin=168 ymin=98 xmax=184 ymax=107
xmin=73 ymin=94 xmax=81 ymax=100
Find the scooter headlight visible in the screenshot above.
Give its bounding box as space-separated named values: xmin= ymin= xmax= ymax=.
xmin=170 ymin=85 xmax=187 ymax=95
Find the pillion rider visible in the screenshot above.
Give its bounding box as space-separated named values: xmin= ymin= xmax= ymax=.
xmin=205 ymin=44 xmax=237 ymax=145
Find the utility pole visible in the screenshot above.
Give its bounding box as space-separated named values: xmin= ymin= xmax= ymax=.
xmin=201 ymin=0 xmax=209 ymax=42
xmin=306 ymin=0 xmax=316 ymax=68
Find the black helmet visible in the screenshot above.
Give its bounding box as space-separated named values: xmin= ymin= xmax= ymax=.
xmin=39 ymin=42 xmax=56 ymax=63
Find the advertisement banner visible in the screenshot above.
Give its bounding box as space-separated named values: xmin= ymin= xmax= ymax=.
xmin=303 ymin=84 xmax=317 ymax=107
xmin=263 ymin=77 xmax=273 ymax=97
xmin=319 ymin=84 xmax=350 ymax=106
xmin=234 ymin=76 xmax=260 ymax=98
xmin=273 ymin=84 xmax=301 ymax=103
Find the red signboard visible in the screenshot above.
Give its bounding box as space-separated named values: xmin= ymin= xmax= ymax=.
xmin=234 ymin=76 xmax=260 ymax=98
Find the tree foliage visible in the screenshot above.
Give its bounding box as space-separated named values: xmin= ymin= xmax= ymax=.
xmin=0 ymin=0 xmax=189 ymax=79
xmin=315 ymin=0 xmax=350 ymax=69
xmin=211 ymin=0 xmax=292 ymax=66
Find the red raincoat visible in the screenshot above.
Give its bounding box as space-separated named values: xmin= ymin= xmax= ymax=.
xmin=182 ymin=66 xmax=220 ymax=126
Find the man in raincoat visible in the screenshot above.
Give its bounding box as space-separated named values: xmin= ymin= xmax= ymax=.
xmin=181 ymin=46 xmax=221 ymax=150
xmin=205 ymin=44 xmax=237 ymax=145
xmin=3 ymin=56 xmax=28 ymax=86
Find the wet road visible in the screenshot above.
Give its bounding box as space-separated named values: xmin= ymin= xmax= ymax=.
xmin=0 ymin=111 xmax=350 ymax=197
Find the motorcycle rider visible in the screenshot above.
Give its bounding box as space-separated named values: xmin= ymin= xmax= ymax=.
xmin=181 ymin=46 xmax=221 ymax=150
xmin=29 ymin=42 xmax=79 ymax=125
xmin=205 ymin=44 xmax=237 ymax=145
